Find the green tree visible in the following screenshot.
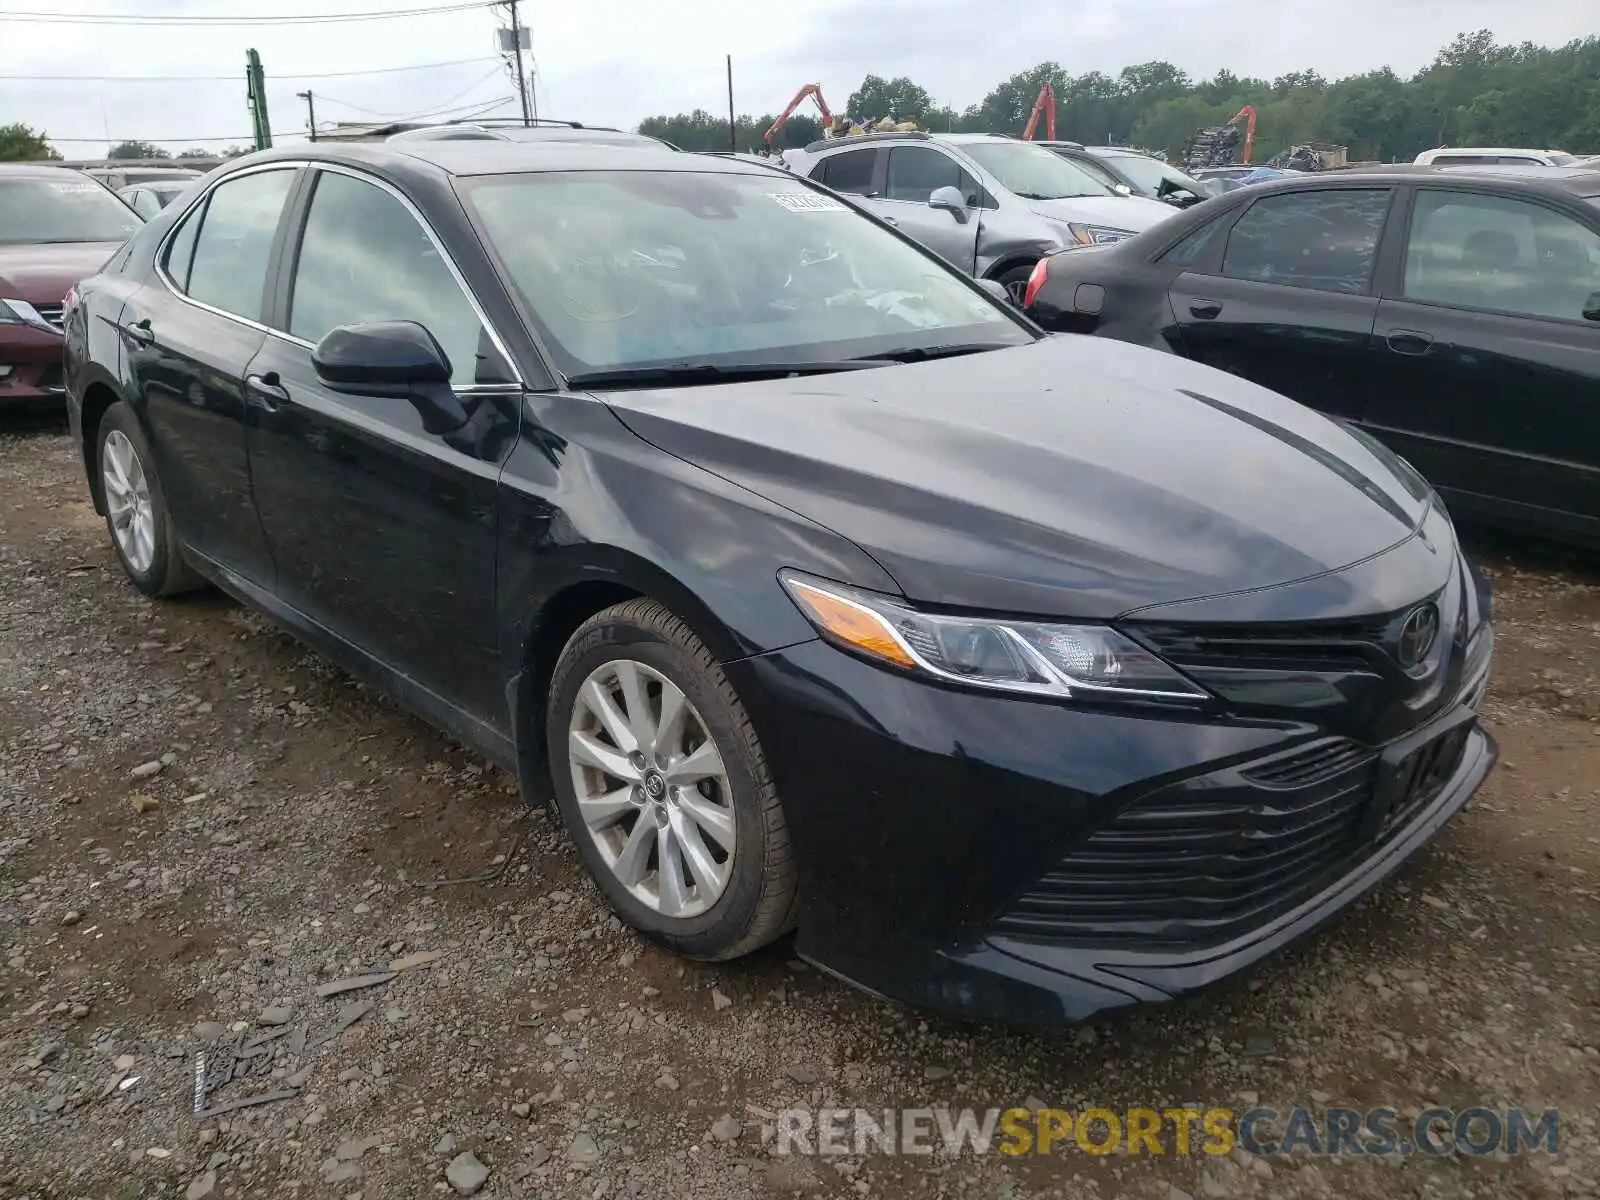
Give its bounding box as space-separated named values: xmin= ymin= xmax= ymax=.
xmin=0 ymin=123 xmax=60 ymax=162
xmin=845 ymin=74 xmax=935 ymax=124
xmin=107 ymin=140 xmax=169 ymax=161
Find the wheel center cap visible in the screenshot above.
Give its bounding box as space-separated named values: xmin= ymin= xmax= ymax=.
xmin=642 ymin=769 xmax=666 ymax=800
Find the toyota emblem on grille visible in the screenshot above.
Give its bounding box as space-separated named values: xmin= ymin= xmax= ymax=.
xmin=1396 ymin=604 xmax=1440 ymax=669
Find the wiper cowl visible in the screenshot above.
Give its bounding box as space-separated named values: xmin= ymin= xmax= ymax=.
xmin=566 ymin=360 xmax=889 ymax=390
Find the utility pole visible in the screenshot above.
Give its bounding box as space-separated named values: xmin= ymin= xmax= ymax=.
xmin=726 ymin=56 xmax=736 ymax=153
xmin=297 ymin=90 xmax=317 ymax=142
xmin=245 ymin=49 xmax=272 ymax=150
xmin=500 ymin=0 xmax=532 ymax=126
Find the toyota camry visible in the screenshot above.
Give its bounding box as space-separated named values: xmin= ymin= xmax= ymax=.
xmin=63 ymin=141 xmax=1495 ymax=1026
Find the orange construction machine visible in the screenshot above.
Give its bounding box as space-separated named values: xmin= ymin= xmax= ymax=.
xmin=764 ymin=84 xmax=835 ymax=150
xmin=1022 ymin=83 xmax=1056 ymax=141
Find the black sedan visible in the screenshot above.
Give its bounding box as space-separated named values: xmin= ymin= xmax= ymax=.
xmin=1024 ymin=164 xmax=1600 ymax=548
xmin=63 ymin=141 xmax=1495 ymax=1027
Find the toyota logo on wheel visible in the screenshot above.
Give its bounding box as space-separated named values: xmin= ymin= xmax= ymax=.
xmin=1396 ymin=603 xmax=1440 ymax=669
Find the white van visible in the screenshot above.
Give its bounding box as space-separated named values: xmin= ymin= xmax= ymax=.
xmin=1414 ymin=147 xmax=1581 ymax=167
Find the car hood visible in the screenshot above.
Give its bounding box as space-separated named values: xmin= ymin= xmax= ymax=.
xmin=1027 ymin=195 xmax=1175 ymax=234
xmin=600 ymin=336 xmax=1433 ymax=618
xmin=0 ymin=241 xmax=122 ymax=304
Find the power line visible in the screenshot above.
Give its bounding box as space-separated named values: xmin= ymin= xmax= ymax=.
xmin=314 ymin=62 xmax=505 ymax=117
xmin=45 ymin=96 xmax=519 ymax=145
xmin=1 ymin=2 xmax=493 ymax=25
xmin=0 ymin=55 xmax=502 ymax=82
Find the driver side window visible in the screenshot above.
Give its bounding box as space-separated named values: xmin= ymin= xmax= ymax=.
xmin=288 ymin=169 xmax=511 ymax=386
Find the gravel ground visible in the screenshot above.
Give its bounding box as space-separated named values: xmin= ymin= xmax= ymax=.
xmin=2 ymin=422 xmax=1598 ymax=1200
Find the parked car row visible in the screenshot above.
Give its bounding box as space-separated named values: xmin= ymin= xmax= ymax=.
xmin=44 ymin=133 xmax=1504 ymax=1029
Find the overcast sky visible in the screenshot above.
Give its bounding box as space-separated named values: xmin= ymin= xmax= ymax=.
xmin=0 ymin=0 xmax=1592 ymax=157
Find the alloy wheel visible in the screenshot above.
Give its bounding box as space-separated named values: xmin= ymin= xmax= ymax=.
xmin=101 ymin=429 xmax=156 ymax=574
xmin=567 ymin=658 xmax=736 ymax=918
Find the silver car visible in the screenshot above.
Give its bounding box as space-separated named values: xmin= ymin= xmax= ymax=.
xmin=795 ymin=131 xmax=1177 ymax=299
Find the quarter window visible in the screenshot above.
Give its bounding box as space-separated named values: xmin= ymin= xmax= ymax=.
xmin=1159 ymin=217 xmax=1227 ymax=267
xmin=1402 ymin=189 xmax=1600 ymax=322
xmin=1221 ymin=189 xmax=1391 ymax=294
xmin=162 ymin=199 xmax=206 ymax=291
xmin=818 ymin=149 xmax=877 ymax=195
xmin=185 ymin=169 xmax=296 ymax=321
xmin=288 ymin=169 xmax=507 ymax=386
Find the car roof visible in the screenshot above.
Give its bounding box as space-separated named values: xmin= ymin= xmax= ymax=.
xmin=1243 ymin=162 xmax=1600 ymax=199
xmin=235 ymin=140 xmax=787 ymax=181
xmin=0 ymin=163 xmax=97 ymax=180
xmin=1419 ymin=147 xmax=1567 ymax=157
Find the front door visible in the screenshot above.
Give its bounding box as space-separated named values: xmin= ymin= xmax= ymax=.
xmin=876 ymin=145 xmax=981 ymax=274
xmin=121 ymin=166 xmax=300 ymax=585
xmin=1167 ymin=186 xmax=1394 ymax=422
xmin=245 ymin=166 xmax=522 ymax=728
xmin=1368 ymin=186 xmax=1600 ymax=540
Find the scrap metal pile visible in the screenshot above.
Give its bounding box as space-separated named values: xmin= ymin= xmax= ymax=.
xmin=1183 ymin=123 xmax=1245 ymax=170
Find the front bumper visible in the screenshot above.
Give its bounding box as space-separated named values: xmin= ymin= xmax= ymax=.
xmin=0 ymin=324 xmax=67 ymax=411
xmin=729 ymin=629 xmax=1495 ymax=1028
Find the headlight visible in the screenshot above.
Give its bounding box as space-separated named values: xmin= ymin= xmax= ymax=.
xmin=780 ymin=572 xmax=1207 ymax=702
xmin=1064 ymin=222 xmax=1134 ymax=246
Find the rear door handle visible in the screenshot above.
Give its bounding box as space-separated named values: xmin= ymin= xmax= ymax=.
xmin=245 ymin=371 xmax=289 ymax=410
xmin=124 ymin=317 xmax=154 ymax=346
xmin=1385 ymin=329 xmax=1434 ymax=356
xmin=1188 ymin=299 xmax=1223 ymax=320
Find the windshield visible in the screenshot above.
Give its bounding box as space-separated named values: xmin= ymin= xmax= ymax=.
xmin=1548 ymin=154 xmax=1580 ymax=167
xmin=0 ymin=175 xmax=143 ymax=245
xmin=458 ymin=169 xmax=1031 ymax=378
xmin=1050 ymin=151 xmax=1124 ymax=191
xmin=1100 ymin=154 xmax=1198 ymax=197
xmin=957 ymin=141 xmax=1115 ymax=200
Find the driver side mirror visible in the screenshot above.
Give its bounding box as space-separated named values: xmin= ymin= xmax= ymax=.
xmin=1112 ymin=184 xmax=1133 ymax=197
xmin=1584 ymin=291 xmax=1600 ymax=322
xmin=976 ymin=279 xmax=1012 ymax=305
xmin=928 ymin=185 xmax=969 ymax=223
xmin=312 ymin=320 xmax=469 ymax=434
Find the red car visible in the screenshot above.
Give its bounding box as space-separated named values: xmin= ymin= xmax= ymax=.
xmin=1 ymin=164 xmax=142 ymax=411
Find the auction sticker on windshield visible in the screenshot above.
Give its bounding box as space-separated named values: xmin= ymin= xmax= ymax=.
xmin=770 ymin=193 xmax=849 ymax=213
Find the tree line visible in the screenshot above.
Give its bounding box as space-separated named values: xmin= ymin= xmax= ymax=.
xmin=0 ymin=126 xmax=249 ymax=162
xmin=639 ymin=30 xmax=1600 ymax=161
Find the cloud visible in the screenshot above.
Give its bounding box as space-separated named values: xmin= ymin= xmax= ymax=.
xmin=1 ymin=0 xmax=1593 ymax=157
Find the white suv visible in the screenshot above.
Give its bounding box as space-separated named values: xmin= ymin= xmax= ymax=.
xmin=1414 ymin=147 xmax=1582 ymax=167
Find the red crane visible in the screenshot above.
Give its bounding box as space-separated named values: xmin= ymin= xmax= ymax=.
xmin=1021 ymin=83 xmax=1056 ymax=141
xmin=1229 ymin=105 xmax=1258 ymax=165
xmin=764 ymin=84 xmax=835 ymax=150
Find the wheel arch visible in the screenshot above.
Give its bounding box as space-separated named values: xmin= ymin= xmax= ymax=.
xmin=506 ymin=547 xmax=752 ymax=808
xmin=77 ymin=375 xmax=129 ymax=515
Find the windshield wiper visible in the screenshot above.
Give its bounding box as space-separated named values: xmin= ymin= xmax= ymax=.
xmin=863 ymin=343 xmax=1017 ymax=364
xmin=565 ymin=360 xmax=890 ymax=389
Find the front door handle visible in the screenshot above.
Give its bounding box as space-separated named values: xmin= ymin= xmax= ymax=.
xmin=1385 ymin=329 xmax=1434 ymax=356
xmin=1188 ymin=299 xmax=1223 ymax=320
xmin=245 ymin=371 xmax=289 ymax=410
xmin=124 ymin=317 xmax=154 ymax=346
xmin=880 ymin=215 xmax=899 ymax=226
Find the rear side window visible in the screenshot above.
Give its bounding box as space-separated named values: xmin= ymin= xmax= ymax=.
xmin=886 ymin=146 xmax=968 ymax=203
xmin=185 ymin=169 xmax=296 ymax=321
xmin=819 ymin=149 xmax=877 ymax=195
xmin=1221 ymin=189 xmax=1391 ymax=294
xmin=1159 ymin=216 xmax=1228 ymax=268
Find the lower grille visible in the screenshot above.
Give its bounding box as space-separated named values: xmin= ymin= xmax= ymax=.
xmin=994 ymin=726 xmax=1470 ymax=951
xmin=32 ymin=303 xmax=64 ymax=331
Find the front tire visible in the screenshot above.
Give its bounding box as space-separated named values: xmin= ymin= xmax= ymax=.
xmin=546 ymin=599 xmax=798 ymax=960
xmin=95 ymin=403 xmax=204 ymax=597
xmin=994 ymin=263 xmax=1035 ymax=306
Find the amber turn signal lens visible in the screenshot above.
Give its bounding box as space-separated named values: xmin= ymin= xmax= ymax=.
xmin=786 ymin=580 xmax=917 ymax=670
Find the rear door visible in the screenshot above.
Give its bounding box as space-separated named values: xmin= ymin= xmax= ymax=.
xmin=1368 ymin=185 xmax=1600 ymax=540
xmin=876 ymin=145 xmax=981 ymax=273
xmin=120 ymin=165 xmax=300 ymax=585
xmin=244 ymin=164 xmax=521 ymax=726
xmin=1166 ymin=185 xmax=1393 ymax=422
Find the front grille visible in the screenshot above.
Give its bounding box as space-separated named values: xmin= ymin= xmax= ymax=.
xmin=32 ymin=303 xmax=64 ymax=330
xmin=994 ymin=725 xmax=1469 ymax=951
xmin=1134 ymin=617 xmax=1389 ymax=672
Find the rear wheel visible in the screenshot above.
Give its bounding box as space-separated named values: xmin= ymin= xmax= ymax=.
xmin=96 ymin=403 xmax=204 ymax=597
xmin=546 ymin=599 xmax=798 ymax=960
